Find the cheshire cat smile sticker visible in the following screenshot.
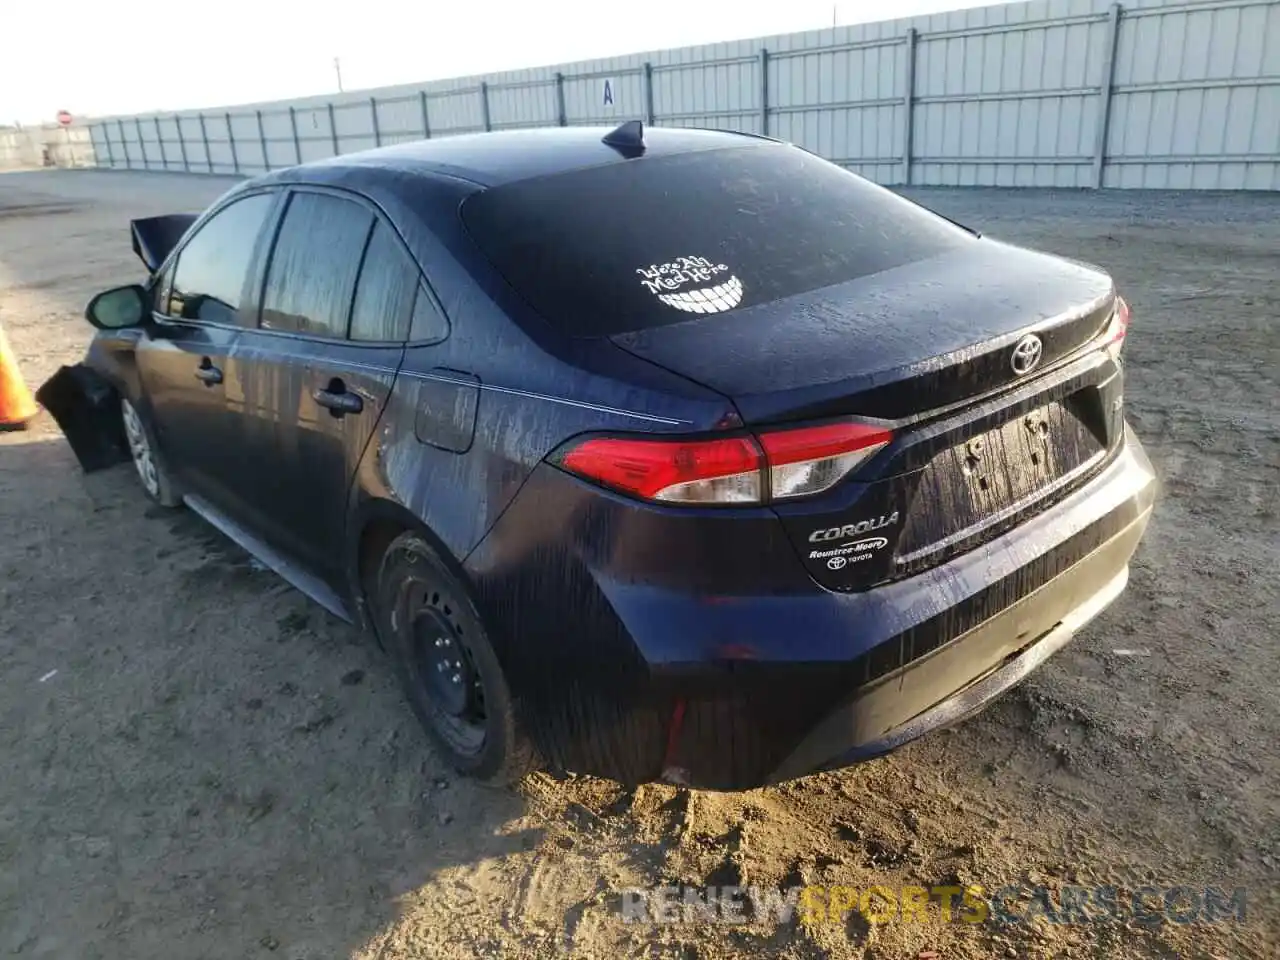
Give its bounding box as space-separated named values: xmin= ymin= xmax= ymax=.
xmin=636 ymin=255 xmax=744 ymax=315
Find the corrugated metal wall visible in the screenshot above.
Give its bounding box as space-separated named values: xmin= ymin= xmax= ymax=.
xmin=84 ymin=0 xmax=1279 ymax=189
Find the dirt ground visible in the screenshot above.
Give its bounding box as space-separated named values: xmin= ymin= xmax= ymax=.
xmin=0 ymin=170 xmax=1276 ymax=960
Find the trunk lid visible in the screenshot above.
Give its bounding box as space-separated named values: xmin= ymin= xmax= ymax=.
xmin=771 ymin=356 xmax=1124 ymax=592
xmin=609 ymin=239 xmax=1115 ymax=425
xmin=612 ymin=239 xmax=1123 ymax=592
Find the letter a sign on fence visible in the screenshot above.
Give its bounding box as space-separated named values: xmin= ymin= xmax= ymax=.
xmin=602 ymin=79 xmax=616 ymax=108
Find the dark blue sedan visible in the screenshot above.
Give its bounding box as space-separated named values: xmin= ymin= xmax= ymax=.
xmin=39 ymin=123 xmax=1155 ymax=790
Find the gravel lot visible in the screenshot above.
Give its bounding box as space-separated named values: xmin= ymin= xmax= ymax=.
xmin=1 ymin=170 xmax=1277 ymax=959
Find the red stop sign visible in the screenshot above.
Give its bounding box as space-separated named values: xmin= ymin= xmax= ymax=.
xmin=56 ymin=110 xmax=73 ymax=127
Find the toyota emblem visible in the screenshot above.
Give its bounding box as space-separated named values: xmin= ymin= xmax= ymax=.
xmin=1010 ymin=334 xmax=1044 ymax=376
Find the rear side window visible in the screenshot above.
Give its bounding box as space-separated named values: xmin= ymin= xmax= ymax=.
xmin=462 ymin=143 xmax=972 ymax=337
xmin=166 ymin=193 xmax=274 ymax=325
xmin=350 ymin=222 xmax=418 ymax=342
xmin=260 ymin=192 xmax=373 ymax=337
xmin=409 ymin=285 xmax=448 ymax=342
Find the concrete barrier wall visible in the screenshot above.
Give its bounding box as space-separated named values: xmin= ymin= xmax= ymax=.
xmin=0 ymin=125 xmax=96 ymax=170
xmin=84 ymin=0 xmax=1280 ymax=189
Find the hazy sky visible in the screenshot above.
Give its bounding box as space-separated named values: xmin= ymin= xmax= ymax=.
xmin=2 ymin=0 xmax=1015 ymax=123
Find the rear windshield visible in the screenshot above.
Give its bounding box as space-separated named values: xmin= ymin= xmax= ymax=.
xmin=461 ymin=143 xmax=971 ymax=337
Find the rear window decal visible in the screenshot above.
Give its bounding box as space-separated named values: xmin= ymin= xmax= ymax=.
xmin=637 ymin=256 xmax=744 ymax=314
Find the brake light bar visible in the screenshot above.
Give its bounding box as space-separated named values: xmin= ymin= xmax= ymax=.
xmin=557 ymin=419 xmax=893 ymax=505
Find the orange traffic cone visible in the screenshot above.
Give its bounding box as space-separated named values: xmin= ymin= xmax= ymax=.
xmin=0 ymin=323 xmax=39 ymax=431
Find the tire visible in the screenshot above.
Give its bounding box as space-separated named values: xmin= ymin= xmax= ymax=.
xmin=373 ymin=532 xmax=537 ymax=785
xmin=120 ymin=396 xmax=180 ymax=508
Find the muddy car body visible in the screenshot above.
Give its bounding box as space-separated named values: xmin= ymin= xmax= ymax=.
xmin=40 ymin=125 xmax=1156 ymax=790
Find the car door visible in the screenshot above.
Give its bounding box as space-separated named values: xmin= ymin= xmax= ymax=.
xmin=136 ymin=191 xmax=279 ymax=514
xmin=229 ymin=188 xmax=419 ymax=585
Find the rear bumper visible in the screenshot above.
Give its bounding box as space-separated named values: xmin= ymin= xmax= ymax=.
xmin=769 ymin=496 xmax=1149 ymax=781
xmin=467 ymin=426 xmax=1157 ymax=790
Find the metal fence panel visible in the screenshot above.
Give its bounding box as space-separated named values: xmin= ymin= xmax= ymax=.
xmin=58 ymin=0 xmax=1280 ymax=189
xmin=425 ymin=86 xmax=487 ymax=135
xmin=487 ymin=78 xmax=559 ymax=130
xmin=202 ymin=114 xmax=236 ymax=174
xmin=564 ymin=69 xmax=644 ymax=124
xmin=1105 ymin=0 xmax=1280 ymax=187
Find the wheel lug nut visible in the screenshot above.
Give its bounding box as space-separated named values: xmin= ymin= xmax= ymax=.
xmin=451 ymin=673 xmax=461 ymax=684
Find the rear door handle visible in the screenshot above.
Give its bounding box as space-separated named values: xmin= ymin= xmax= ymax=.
xmin=313 ymin=379 xmax=363 ymax=416
xmin=194 ymin=358 xmax=223 ymax=385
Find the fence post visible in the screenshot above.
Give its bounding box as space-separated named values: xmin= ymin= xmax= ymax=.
xmin=198 ymin=113 xmax=212 ymax=172
xmin=289 ymin=106 xmax=302 ymax=164
xmin=135 ymin=118 xmax=148 ymax=169
xmin=176 ymin=115 xmax=189 ymax=171
xmin=759 ymin=48 xmax=769 ymax=136
xmin=256 ymin=109 xmax=268 ymax=171
xmin=555 ymin=73 xmax=567 ymax=126
xmin=1092 ymin=2 xmax=1122 ymax=189
xmin=420 ymin=90 xmax=432 ymax=139
xmin=480 ymin=82 xmax=492 ymax=132
xmin=644 ymin=63 xmax=655 ymax=124
xmin=328 ymin=103 xmax=340 ymax=156
xmin=227 ymin=112 xmax=240 ymax=174
xmin=154 ymin=116 xmax=167 ymax=169
xmin=901 ymin=28 xmax=917 ymax=186
xmin=102 ymin=125 xmax=114 ymax=169
xmin=118 ymin=119 xmax=130 ymax=169
xmin=371 ymin=97 xmax=382 ymax=147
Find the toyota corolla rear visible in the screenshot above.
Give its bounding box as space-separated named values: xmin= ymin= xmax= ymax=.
xmin=459 ymin=136 xmax=1156 ymax=790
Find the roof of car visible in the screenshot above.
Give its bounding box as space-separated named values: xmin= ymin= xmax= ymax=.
xmin=253 ymin=124 xmax=777 ymax=190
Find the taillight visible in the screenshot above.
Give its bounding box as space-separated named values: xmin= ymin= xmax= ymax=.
xmin=558 ymin=435 xmax=763 ymax=504
xmin=757 ymin=421 xmax=892 ymax=500
xmin=1102 ymin=296 xmax=1130 ymax=361
xmin=557 ymin=419 xmax=892 ymax=505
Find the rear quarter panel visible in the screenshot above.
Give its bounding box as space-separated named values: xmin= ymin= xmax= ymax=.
xmin=355 ymin=327 xmax=732 ymax=569
xmin=343 ymin=173 xmax=742 ymax=568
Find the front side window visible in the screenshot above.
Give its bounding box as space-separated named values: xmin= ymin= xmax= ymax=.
xmin=260 ymin=192 xmax=373 ymax=338
xmin=166 ymin=193 xmax=275 ymax=325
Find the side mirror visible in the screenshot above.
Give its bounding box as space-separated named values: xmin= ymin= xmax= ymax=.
xmin=86 ymin=285 xmax=148 ymax=330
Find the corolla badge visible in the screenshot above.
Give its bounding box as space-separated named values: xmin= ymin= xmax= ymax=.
xmin=637 ymin=255 xmax=744 ymax=314
xmin=1010 ymin=333 xmax=1044 ymax=376
xmin=808 ymin=513 xmax=899 ymax=543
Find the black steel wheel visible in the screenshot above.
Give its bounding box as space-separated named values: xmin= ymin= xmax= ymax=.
xmin=374 ymin=531 xmax=536 ymax=784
